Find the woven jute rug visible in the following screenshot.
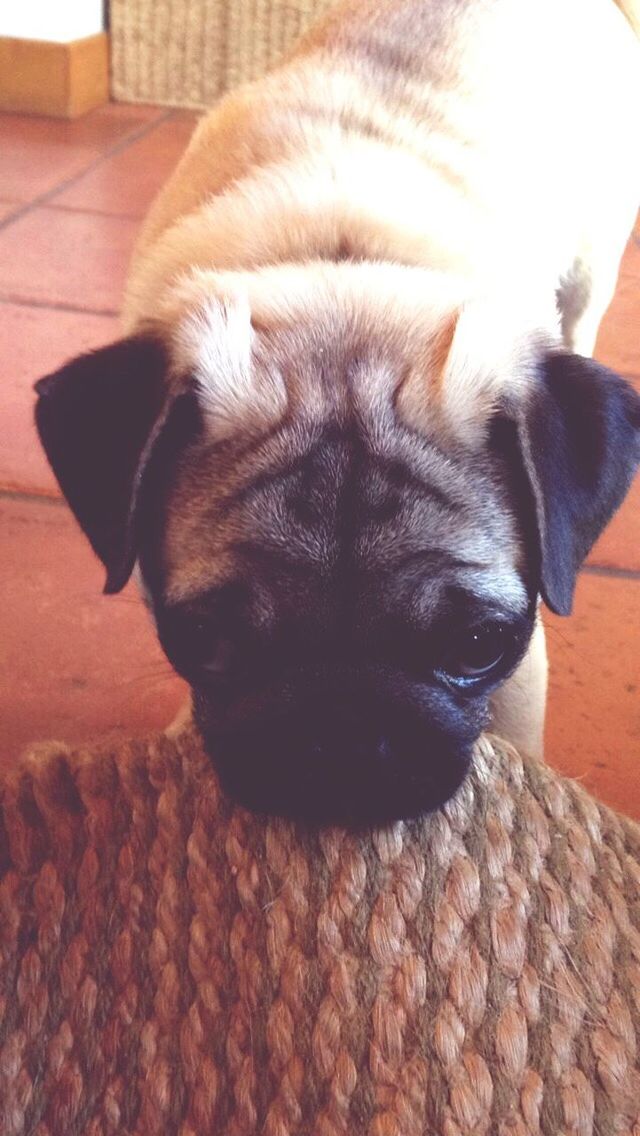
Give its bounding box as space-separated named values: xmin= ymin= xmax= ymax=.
xmin=1 ymin=725 xmax=640 ymax=1135
xmin=110 ymin=0 xmax=332 ymax=108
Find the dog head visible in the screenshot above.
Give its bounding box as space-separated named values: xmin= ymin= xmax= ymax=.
xmin=35 ymin=264 xmax=640 ymax=824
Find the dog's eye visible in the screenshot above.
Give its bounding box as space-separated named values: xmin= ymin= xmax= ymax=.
xmin=444 ymin=623 xmax=507 ymax=680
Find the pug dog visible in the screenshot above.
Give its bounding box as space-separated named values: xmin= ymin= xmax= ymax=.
xmin=34 ymin=0 xmax=640 ymax=825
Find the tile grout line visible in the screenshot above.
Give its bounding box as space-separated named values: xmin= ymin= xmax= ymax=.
xmin=39 ymin=203 xmax=144 ymax=222
xmin=0 ymin=488 xmax=65 ymax=507
xmin=0 ymin=295 xmax=119 ymax=318
xmin=582 ymin=564 xmax=640 ymax=582
xmin=0 ymin=106 xmax=177 ymax=235
xmin=0 ymin=202 xmax=24 ymax=226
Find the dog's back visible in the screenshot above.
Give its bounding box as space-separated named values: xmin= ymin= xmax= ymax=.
xmin=126 ymin=0 xmax=639 ymax=331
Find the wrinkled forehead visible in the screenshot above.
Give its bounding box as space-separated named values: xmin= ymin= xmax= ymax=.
xmin=158 ymin=413 xmax=528 ymax=618
xmin=147 ymin=262 xmax=547 ymax=613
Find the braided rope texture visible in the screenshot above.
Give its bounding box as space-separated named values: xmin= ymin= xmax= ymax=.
xmin=1 ymin=726 xmax=640 ymax=1135
xmin=110 ymin=0 xmax=333 ymax=108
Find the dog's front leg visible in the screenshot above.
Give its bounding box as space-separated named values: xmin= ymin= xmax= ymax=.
xmin=488 ymin=615 xmax=547 ymax=760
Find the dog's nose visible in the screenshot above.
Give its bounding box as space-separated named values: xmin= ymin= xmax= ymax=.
xmin=310 ymin=702 xmax=396 ymax=760
xmin=300 ymin=718 xmax=393 ymax=773
xmin=211 ymin=695 xmax=473 ymax=825
xmin=197 ymin=668 xmax=482 ymax=824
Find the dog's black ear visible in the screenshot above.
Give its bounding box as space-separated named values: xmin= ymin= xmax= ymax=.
xmin=514 ymin=352 xmax=640 ymax=615
xmin=35 ymin=335 xmax=181 ymax=594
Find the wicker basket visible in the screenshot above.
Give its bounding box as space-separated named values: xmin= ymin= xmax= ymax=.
xmin=2 ymin=724 xmax=640 ymax=1133
xmin=110 ymin=0 xmax=333 ymax=108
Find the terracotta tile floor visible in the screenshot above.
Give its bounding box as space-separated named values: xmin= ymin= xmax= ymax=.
xmin=0 ymin=102 xmax=638 ymax=817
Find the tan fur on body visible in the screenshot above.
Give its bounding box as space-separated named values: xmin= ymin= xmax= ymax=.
xmin=126 ymin=0 xmax=639 ymax=350
xmin=2 ymin=725 xmax=640 ymax=1134
xmin=615 ymin=0 xmax=640 ymax=37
